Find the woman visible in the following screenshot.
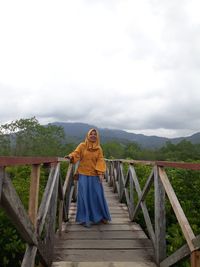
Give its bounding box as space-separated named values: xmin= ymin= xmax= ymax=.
xmin=65 ymin=128 xmax=111 ymax=227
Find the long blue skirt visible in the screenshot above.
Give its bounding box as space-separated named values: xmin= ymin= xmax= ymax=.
xmin=76 ymin=174 xmax=111 ymax=226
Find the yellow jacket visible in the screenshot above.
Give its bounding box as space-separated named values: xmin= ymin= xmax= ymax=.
xmin=69 ymin=142 xmax=106 ymax=176
xmin=69 ymin=128 xmax=106 ymax=176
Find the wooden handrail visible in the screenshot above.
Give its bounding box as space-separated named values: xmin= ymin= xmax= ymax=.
xmin=0 ymin=156 xmax=66 ymax=166
xmin=0 ymin=156 xmax=75 ymax=267
xmin=1 ymin=157 xmax=200 ymax=267
xmin=106 ymin=159 xmax=200 ymax=267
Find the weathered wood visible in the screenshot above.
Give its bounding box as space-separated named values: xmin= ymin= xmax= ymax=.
xmin=28 ymin=164 xmax=40 ymax=226
xmin=154 ymin=166 xmax=166 ymax=263
xmin=21 ymin=245 xmax=37 ymax=267
xmin=53 ymin=249 xmax=155 ymax=262
xmin=193 ymin=235 xmax=200 ymax=251
xmin=57 ymin=230 xmax=147 ymax=239
xmin=119 ymin=163 xmax=124 ymax=202
xmin=64 ymin=223 xmax=142 ymax=232
xmin=58 ymin=174 xmax=64 ymax=200
xmin=53 ymin=178 xmax=156 ymax=266
xmin=106 ymin=159 xmax=200 ymax=170
xmin=54 ymin=239 xmax=153 ymax=249
xmin=156 ymin=161 xmax=200 ymax=170
xmin=0 ymin=156 xmax=65 ymax=167
xmin=159 ymin=167 xmax=195 ymax=251
xmin=68 ymin=214 xmax=129 ymax=220
xmin=52 ymin=262 xmax=157 ymax=267
xmin=128 ymin=169 xmax=134 ymax=219
xmin=38 ymin=168 xmax=59 ymax=267
xmin=129 ymin=165 xmax=155 ymax=246
xmin=0 ymin=166 xmax=5 ymax=202
xmin=1 ymin=174 xmax=37 ymax=245
xmin=132 ymin=168 xmax=154 ymax=220
xmin=191 ymin=250 xmax=200 ymax=267
xmin=37 ymin=163 xmax=60 ymax=235
xmin=62 ymin=163 xmax=73 ymax=196
xmin=160 ymin=243 xmax=190 ymax=267
xmin=59 ymin=200 xmax=64 ymax=236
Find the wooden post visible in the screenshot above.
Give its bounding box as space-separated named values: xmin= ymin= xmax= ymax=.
xmin=191 ymin=251 xmax=200 ymax=267
xmin=119 ymin=162 xmax=123 ymax=201
xmin=129 ymin=167 xmax=134 ymax=220
xmin=58 ymin=200 xmax=63 ymax=236
xmin=0 ymin=167 xmax=5 ymax=202
xmin=154 ymin=166 xmax=166 ymax=264
xmin=28 ymin=164 xmax=40 ymax=226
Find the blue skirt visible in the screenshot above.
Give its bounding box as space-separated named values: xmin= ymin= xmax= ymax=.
xmin=76 ymin=174 xmax=111 ymax=226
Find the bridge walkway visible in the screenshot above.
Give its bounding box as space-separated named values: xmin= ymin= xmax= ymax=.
xmin=52 ymin=180 xmax=156 ymax=267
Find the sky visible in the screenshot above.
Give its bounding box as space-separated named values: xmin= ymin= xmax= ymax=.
xmin=0 ymin=0 xmax=200 ymax=138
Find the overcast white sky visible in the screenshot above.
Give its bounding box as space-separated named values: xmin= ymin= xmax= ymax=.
xmin=0 ymin=0 xmax=200 ymax=138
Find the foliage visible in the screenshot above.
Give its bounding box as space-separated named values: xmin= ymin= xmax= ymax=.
xmin=1 ymin=118 xmax=200 ymax=266
xmin=0 ymin=117 xmax=67 ymax=156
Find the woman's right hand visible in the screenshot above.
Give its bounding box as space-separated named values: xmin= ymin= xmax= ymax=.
xmin=64 ymin=155 xmax=72 ymax=161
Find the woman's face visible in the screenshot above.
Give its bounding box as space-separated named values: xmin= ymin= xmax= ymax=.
xmin=88 ymin=130 xmax=97 ymax=142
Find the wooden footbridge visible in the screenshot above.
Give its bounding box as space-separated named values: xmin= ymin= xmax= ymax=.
xmin=0 ymin=157 xmax=200 ymax=267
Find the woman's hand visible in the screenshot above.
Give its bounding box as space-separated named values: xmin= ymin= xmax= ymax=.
xmin=64 ymin=155 xmax=72 ymax=162
xmin=99 ymin=174 xmax=104 ymax=183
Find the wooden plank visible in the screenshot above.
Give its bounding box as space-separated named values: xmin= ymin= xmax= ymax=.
xmin=54 ymin=239 xmax=153 ymax=249
xmin=128 ymin=169 xmax=134 ymax=219
xmin=55 ymin=230 xmax=147 ymax=239
xmin=59 ymin=200 xmax=64 ymax=235
xmin=132 ymin=168 xmax=154 ymax=220
xmin=0 ymin=166 xmax=5 ymax=202
xmin=159 ymin=167 xmax=195 ymax=251
xmin=68 ymin=213 xmax=129 ymax=218
xmin=39 ymin=170 xmax=59 ymax=266
xmin=68 ymin=218 xmax=131 ymax=224
xmin=64 ymin=223 xmax=142 ymax=232
xmin=1 ymin=174 xmax=37 ymax=245
xmin=191 ymin=250 xmax=200 ymax=267
xmin=107 ymin=159 xmax=200 ymax=170
xmin=154 ymin=166 xmax=166 ymax=263
xmin=193 ymin=234 xmax=200 ymax=250
xmin=52 ymin=262 xmax=157 ymax=267
xmin=129 ymin=165 xmax=155 ymax=245
xmin=28 ymin=164 xmax=40 ymax=226
xmin=160 ymin=243 xmax=190 ymax=267
xmin=0 ymin=156 xmax=65 ymax=166
xmin=62 ymin=163 xmax=73 ymax=196
xmin=37 ymin=163 xmax=60 ymax=235
xmin=21 ymin=245 xmax=37 ymax=267
xmin=156 ymin=161 xmax=200 ymax=170
xmin=53 ymin=249 xmax=155 ymax=262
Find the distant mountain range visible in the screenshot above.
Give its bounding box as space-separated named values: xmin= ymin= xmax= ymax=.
xmin=51 ymin=122 xmax=200 ymax=149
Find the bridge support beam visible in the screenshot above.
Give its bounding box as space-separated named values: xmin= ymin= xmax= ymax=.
xmin=154 ymin=166 xmax=166 ymax=265
xmin=191 ymin=250 xmax=200 ymax=267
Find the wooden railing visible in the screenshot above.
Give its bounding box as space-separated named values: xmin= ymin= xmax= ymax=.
xmin=0 ymin=156 xmax=76 ymax=267
xmin=105 ymin=159 xmax=200 ymax=267
xmin=1 ymin=157 xmax=200 ymax=266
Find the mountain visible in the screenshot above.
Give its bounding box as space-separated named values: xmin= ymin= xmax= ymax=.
xmin=51 ymin=122 xmax=200 ymax=149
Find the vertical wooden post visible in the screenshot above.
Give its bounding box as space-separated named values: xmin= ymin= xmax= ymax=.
xmin=154 ymin=166 xmax=166 ymax=264
xmin=0 ymin=167 xmax=5 ymax=202
xmin=58 ymin=200 xmax=64 ymax=236
xmin=119 ymin=162 xmax=123 ymax=201
xmin=28 ymin=164 xmax=40 ymax=226
xmin=191 ymin=250 xmax=200 ymax=267
xmin=129 ymin=166 xmax=134 ymax=220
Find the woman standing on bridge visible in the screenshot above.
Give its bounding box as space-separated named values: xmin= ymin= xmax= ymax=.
xmin=65 ymin=128 xmax=111 ymax=227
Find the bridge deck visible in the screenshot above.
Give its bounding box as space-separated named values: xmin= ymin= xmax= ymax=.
xmin=52 ymin=181 xmax=156 ymax=267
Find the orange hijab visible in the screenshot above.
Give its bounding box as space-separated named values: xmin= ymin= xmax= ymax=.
xmin=84 ymin=128 xmax=101 ymax=150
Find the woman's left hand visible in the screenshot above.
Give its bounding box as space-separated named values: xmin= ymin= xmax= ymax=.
xmin=99 ymin=174 xmax=104 ymax=183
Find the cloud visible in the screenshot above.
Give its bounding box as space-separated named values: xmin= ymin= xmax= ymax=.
xmin=0 ymin=0 xmax=200 ymax=138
